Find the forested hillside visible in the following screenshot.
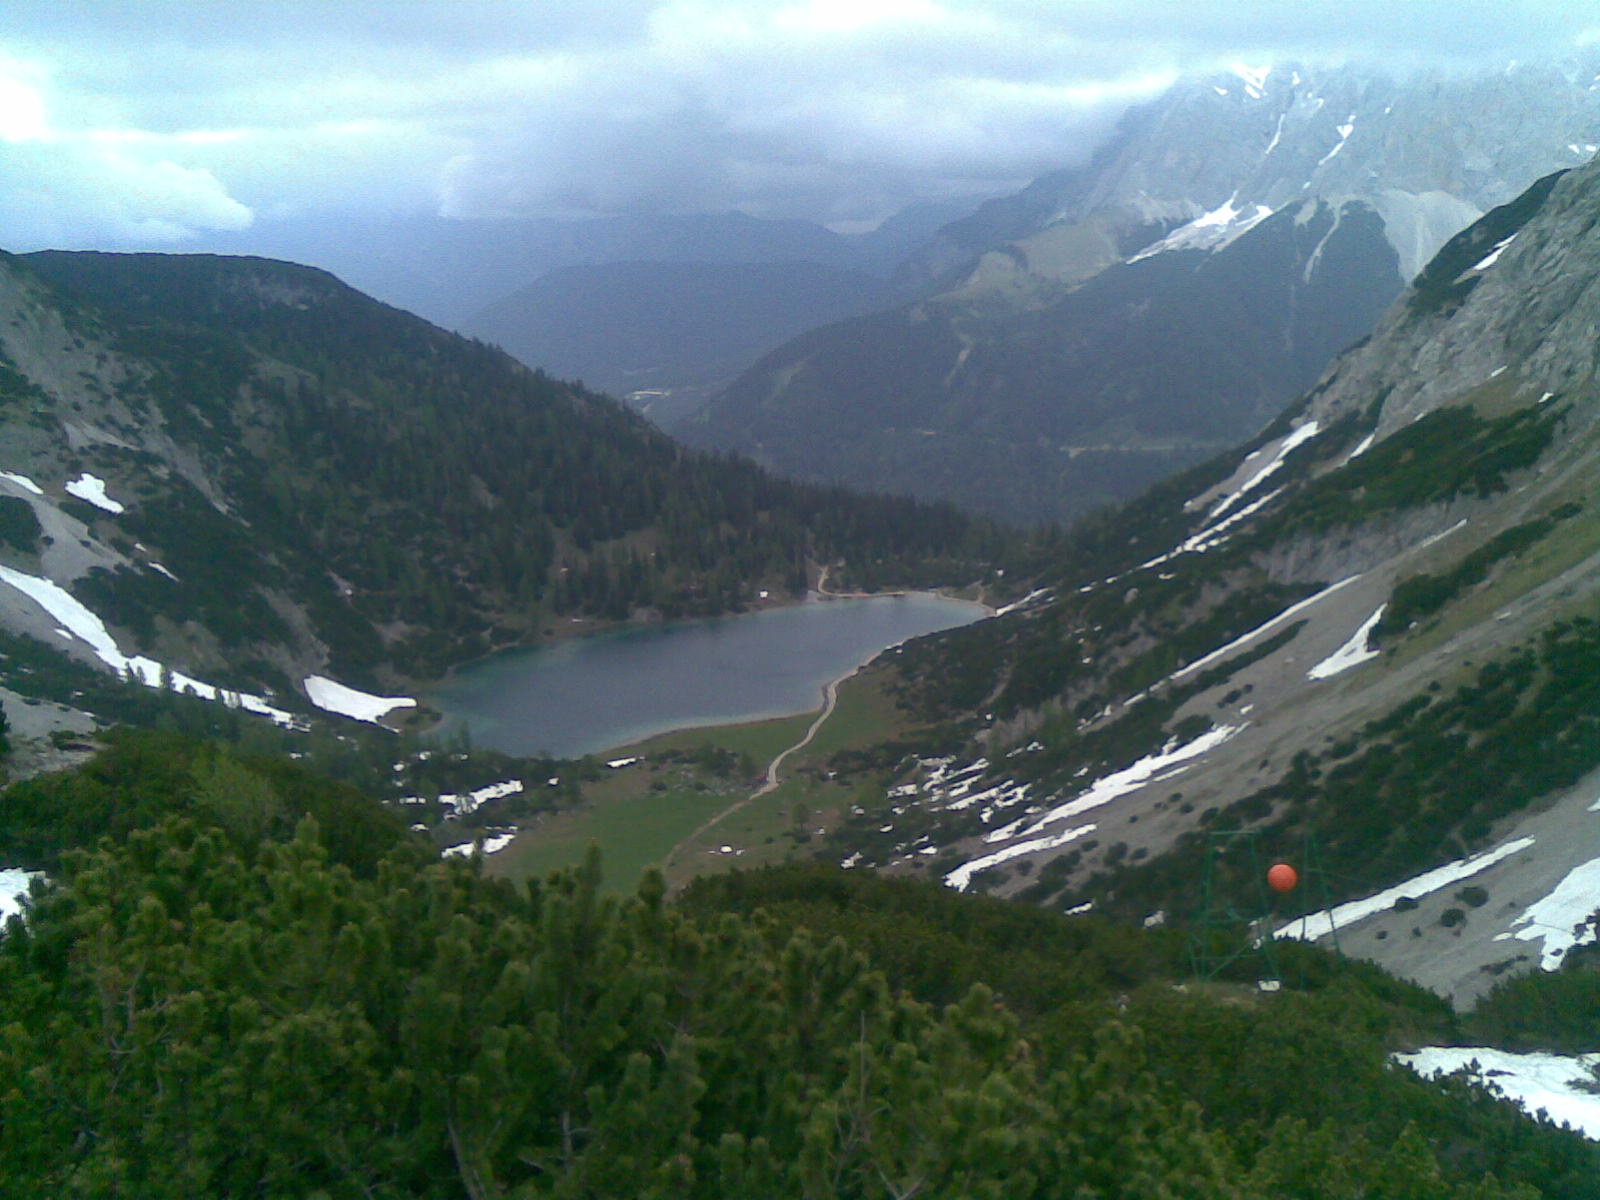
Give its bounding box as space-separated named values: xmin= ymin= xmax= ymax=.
xmin=0 ymin=734 xmax=1593 ymax=1198
xmin=1 ymin=251 xmax=1021 ymax=701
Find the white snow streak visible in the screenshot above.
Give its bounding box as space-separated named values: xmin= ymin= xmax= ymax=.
xmin=1316 ymin=116 xmax=1356 ymax=166
xmin=0 ymin=868 xmax=42 ymax=923
xmin=1209 ymin=421 xmax=1321 ymax=521
xmin=438 ymin=780 xmax=524 ymax=818
xmin=1498 ymin=856 xmax=1600 ymax=970
xmin=1277 ymin=837 xmax=1536 ymax=941
xmin=945 ymin=822 xmax=1096 ymax=892
xmin=1418 ymin=519 xmax=1469 ymax=551
xmin=1129 ymin=193 xmax=1275 ymax=262
xmin=64 ymin=473 xmax=124 ymax=514
xmin=1264 ymin=110 xmax=1286 ymax=155
xmin=1231 ymin=63 xmax=1270 ymax=98
xmin=1308 ymin=605 xmax=1386 ymax=680
xmin=1347 ymin=432 xmax=1376 ymax=459
xmin=443 ymin=833 xmax=515 ymax=858
xmin=1015 ymin=725 xmax=1244 ymax=837
xmin=0 ymin=564 xmax=299 ymax=726
xmin=1472 ymin=233 xmax=1518 ymax=271
xmin=0 ymin=471 xmax=43 ymax=496
xmin=304 ymin=674 xmax=415 ymax=724
xmin=1170 ymin=576 xmax=1361 ymax=685
xmin=1396 ymin=1048 xmax=1600 ymax=1140
xmin=995 ymin=588 xmax=1052 ymax=617
xmin=1181 ymin=488 xmax=1283 ymax=556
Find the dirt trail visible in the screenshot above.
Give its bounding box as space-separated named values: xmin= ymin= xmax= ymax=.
xmin=815 ymin=563 xmax=882 ymax=600
xmin=662 ymin=665 xmax=855 ymax=873
xmin=660 ymin=570 xmax=990 ymax=877
xmin=756 ymin=666 xmax=851 ymax=795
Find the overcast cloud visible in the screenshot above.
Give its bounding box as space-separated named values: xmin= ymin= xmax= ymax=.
xmin=2 ymin=1 xmax=1597 ymax=248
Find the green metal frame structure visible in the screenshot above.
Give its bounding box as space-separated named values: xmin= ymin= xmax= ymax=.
xmin=1185 ymin=828 xmax=1342 ymax=987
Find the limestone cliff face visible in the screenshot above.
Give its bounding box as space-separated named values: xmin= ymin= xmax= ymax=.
xmin=917 ymin=58 xmax=1600 ymax=293
xmin=1302 ymin=161 xmax=1600 ymax=436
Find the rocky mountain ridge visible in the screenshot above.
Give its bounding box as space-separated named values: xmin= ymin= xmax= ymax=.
xmin=685 ymin=56 xmax=1600 ymax=524
xmin=826 ymin=158 xmax=1600 ymax=1007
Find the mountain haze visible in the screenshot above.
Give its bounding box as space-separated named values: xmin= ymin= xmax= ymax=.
xmin=462 ymin=259 xmax=893 ymax=425
xmin=9 ymin=14 xmax=1600 ymax=1198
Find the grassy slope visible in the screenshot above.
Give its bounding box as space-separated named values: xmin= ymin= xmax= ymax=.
xmin=485 ymin=663 xmax=937 ymax=892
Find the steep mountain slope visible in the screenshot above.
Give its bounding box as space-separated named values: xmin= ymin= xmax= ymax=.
xmin=687 ymin=58 xmax=1600 ymax=523
xmin=818 ymin=159 xmax=1600 ymax=1007
xmin=0 ymin=250 xmax=1008 ymax=725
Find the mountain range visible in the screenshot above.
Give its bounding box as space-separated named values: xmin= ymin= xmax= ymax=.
xmin=681 ymin=57 xmax=1600 ymax=523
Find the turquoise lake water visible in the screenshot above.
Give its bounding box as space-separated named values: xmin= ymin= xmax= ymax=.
xmin=427 ymin=593 xmax=984 ymax=758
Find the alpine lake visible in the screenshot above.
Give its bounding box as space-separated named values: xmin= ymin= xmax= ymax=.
xmin=428 ymin=592 xmax=986 ymax=759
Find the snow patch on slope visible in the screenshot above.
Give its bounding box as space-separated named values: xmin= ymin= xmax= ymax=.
xmin=1277 ymin=837 xmax=1536 ymax=941
xmin=1497 ymin=855 xmax=1600 ymax=970
xmin=304 ymin=674 xmax=416 ymax=725
xmin=1014 ymin=725 xmax=1244 ymax=837
xmin=443 ymin=833 xmax=516 ymax=858
xmin=945 ymin=822 xmax=1096 ymax=892
xmin=64 ymin=472 xmax=124 ymax=514
xmin=0 ymin=868 xmax=42 ymax=922
xmin=1230 ymin=63 xmax=1270 ymax=98
xmin=1170 ymin=576 xmax=1360 ymax=685
xmin=1316 ymin=115 xmax=1356 ymax=166
xmin=1396 ymin=1048 xmax=1600 ymax=1140
xmin=1128 ymin=193 xmax=1275 ymax=262
xmin=1 ymin=471 xmax=43 ymax=496
xmin=1307 ymin=605 xmax=1386 ymax=679
xmin=1206 ymin=421 xmax=1320 ymax=521
xmin=995 ymin=588 xmax=1053 ymax=617
xmin=1472 ymin=232 xmax=1519 ymax=272
xmin=0 ymin=563 xmax=300 ymax=726
xmin=437 ymin=780 xmax=523 ymax=818
xmin=1263 ymin=110 xmax=1287 ymax=155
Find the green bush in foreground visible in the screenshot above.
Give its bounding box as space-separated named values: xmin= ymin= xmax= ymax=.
xmin=0 ymin=745 xmax=1591 ymax=1198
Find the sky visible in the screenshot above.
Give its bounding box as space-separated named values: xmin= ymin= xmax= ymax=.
xmin=2 ymin=0 xmax=1598 ymax=250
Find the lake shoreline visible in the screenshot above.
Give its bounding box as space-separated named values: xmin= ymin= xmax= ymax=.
xmin=425 ymin=590 xmax=990 ymax=759
xmin=426 ymin=579 xmax=994 ymax=696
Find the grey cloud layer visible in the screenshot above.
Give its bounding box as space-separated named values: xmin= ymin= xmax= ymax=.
xmin=1 ymin=0 xmax=1595 ymax=246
